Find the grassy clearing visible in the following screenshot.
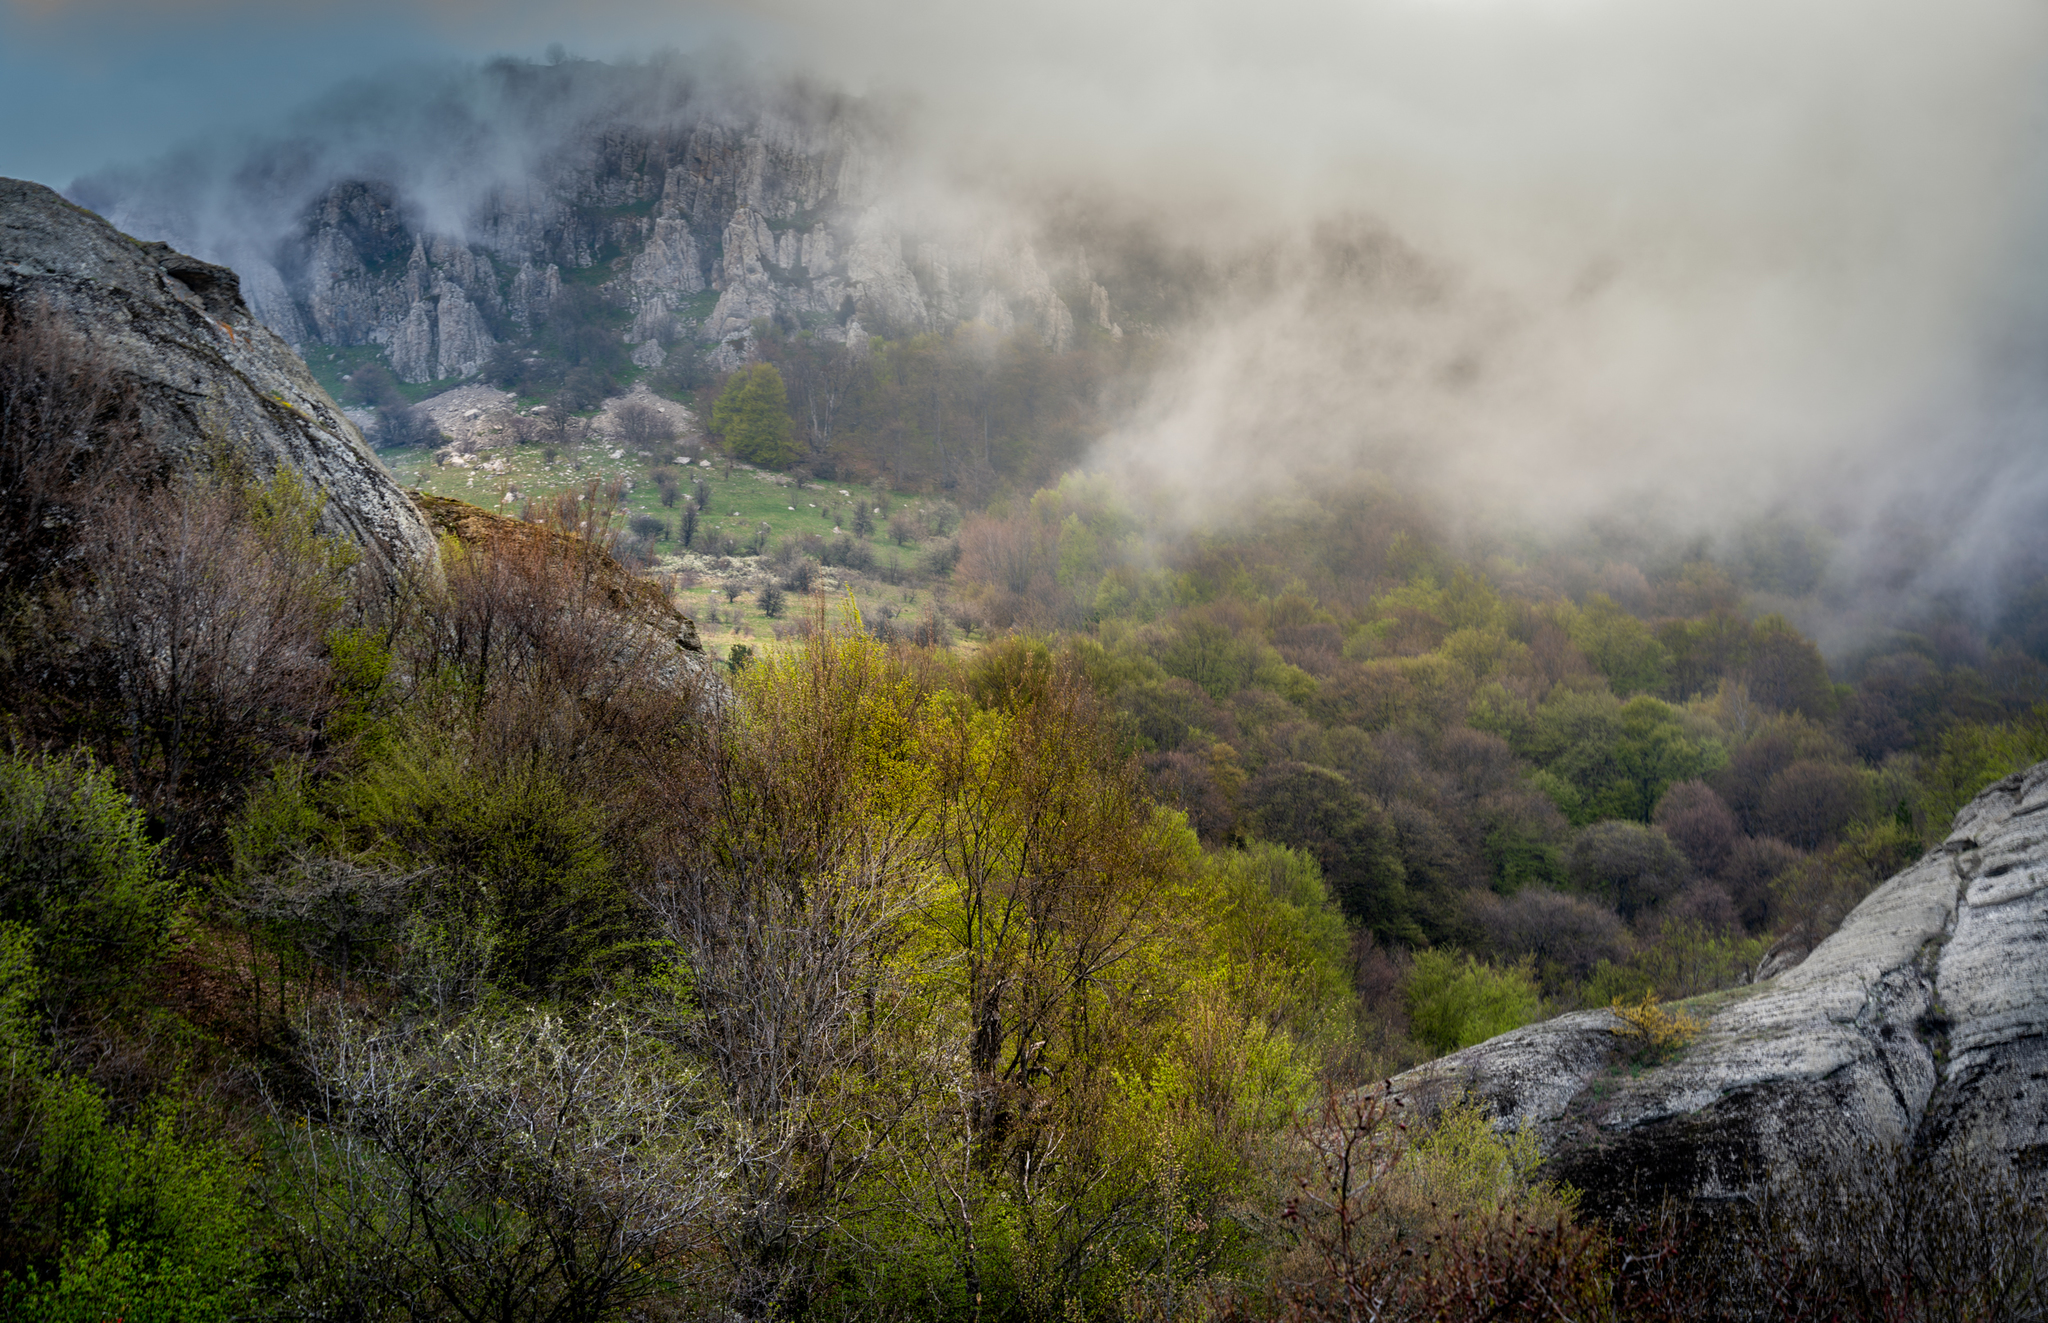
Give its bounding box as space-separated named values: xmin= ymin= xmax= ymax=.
xmin=380 ymin=430 xmax=963 ymax=653
xmin=384 ymin=435 xmax=920 ymax=550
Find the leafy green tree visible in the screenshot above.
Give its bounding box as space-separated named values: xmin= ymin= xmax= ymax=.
xmin=1519 ymin=691 xmax=1726 ymax=824
xmin=1746 ymin=614 xmax=1839 ymax=720
xmin=1561 ymin=594 xmax=1672 ymax=697
xmin=712 ymin=363 xmax=799 ymax=469
xmin=1405 ymin=949 xmax=1543 ymax=1055
xmin=1918 ymin=705 xmax=2048 ymax=838
xmin=0 ymin=750 xmax=181 ymax=1030
xmin=1244 ymin=761 xmax=1419 ymax=943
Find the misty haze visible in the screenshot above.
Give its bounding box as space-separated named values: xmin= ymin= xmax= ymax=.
xmin=2 ymin=0 xmax=2048 ymax=1318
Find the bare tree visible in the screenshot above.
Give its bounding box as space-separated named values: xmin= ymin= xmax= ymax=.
xmin=65 ymin=473 xmax=353 ymax=851
xmin=639 ymin=630 xmax=941 ymax=1315
xmin=271 ymin=1004 xmax=733 ymax=1321
xmin=612 ymin=399 xmax=675 ymax=450
xmin=244 ymin=852 xmax=429 ymax=990
xmin=0 ymin=299 xmax=157 ymax=594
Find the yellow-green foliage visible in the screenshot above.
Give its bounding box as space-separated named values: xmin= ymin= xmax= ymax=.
xmin=717 ymin=625 xmax=1355 ymax=1315
xmin=1609 ymin=992 xmax=1703 ymax=1060
xmin=1201 ymin=841 xmax=1352 ymax=1038
xmin=1405 ymin=950 xmax=1544 ymax=1056
xmin=0 ymin=927 xmax=255 ymax=1323
xmin=1920 ymin=705 xmax=2048 ymax=841
xmin=1585 ymin=918 xmax=1767 ymax=1005
xmin=1398 ymin=1096 xmax=1573 ymax=1223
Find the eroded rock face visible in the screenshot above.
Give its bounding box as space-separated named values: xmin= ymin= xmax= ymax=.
xmin=0 ymin=178 xmax=438 ymax=583
xmin=1397 ymin=760 xmax=2048 ymax=1215
xmin=74 ymin=61 xmax=1108 ymax=382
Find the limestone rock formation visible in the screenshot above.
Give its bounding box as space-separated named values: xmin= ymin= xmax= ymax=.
xmin=73 ymin=59 xmax=1116 ymax=383
xmin=1398 ymin=759 xmax=2048 ymax=1215
xmin=0 ymin=177 xmax=438 ymax=583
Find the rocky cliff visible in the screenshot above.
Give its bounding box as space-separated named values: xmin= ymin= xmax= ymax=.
xmin=1397 ymin=759 xmax=2048 ymax=1215
xmin=75 ymin=58 xmax=1122 ymax=384
xmin=0 ymin=177 xmax=437 ymax=580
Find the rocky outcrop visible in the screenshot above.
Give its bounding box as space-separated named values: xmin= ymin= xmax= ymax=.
xmin=409 ymin=491 xmax=707 ymax=682
xmin=1399 ymin=760 xmax=2048 ymax=1215
xmin=74 ymin=60 xmax=1115 ymax=382
xmin=0 ymin=177 xmax=438 ymax=583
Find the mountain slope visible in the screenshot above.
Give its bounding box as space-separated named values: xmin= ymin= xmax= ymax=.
xmin=1 ymin=176 xmax=436 ymax=580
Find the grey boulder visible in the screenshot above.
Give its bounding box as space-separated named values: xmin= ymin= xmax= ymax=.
xmin=1397 ymin=760 xmax=2048 ymax=1215
xmin=1 ymin=177 xmax=436 ymax=584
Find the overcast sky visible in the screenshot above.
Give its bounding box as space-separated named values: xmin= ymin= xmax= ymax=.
xmin=0 ymin=0 xmax=771 ymax=188
xmin=10 ymin=0 xmax=2048 ymax=626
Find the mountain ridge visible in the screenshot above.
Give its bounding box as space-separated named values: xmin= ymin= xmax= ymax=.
xmin=73 ymin=58 xmax=1121 ymax=385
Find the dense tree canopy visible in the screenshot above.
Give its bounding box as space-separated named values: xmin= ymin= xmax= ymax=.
xmin=712 ymin=362 xmax=800 ymax=469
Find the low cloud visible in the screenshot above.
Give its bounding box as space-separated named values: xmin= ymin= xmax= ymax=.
xmin=37 ymin=0 xmax=2048 ymax=629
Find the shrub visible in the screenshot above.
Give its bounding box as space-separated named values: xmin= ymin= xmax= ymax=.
xmin=1278 ymin=1087 xmax=1605 ymax=1321
xmin=0 ymin=301 xmax=155 ymax=595
xmin=0 ymin=750 xmax=181 ymax=1029
xmin=925 ymin=538 xmax=961 ymax=576
xmin=1 ymin=1081 xmax=256 ymax=1322
xmin=819 ymin=534 xmax=874 ymax=572
xmin=0 ymin=927 xmax=256 ymax=1322
xmin=757 ymin=582 xmax=785 ymax=618
xmin=1609 ymin=992 xmax=1702 ymax=1062
xmin=333 ymin=740 xmax=625 ymax=995
xmin=269 ymin=1006 xmax=725 ymax=1321
xmin=613 ymin=399 xmax=675 ymax=449
xmin=1404 ymin=949 xmax=1543 ymax=1056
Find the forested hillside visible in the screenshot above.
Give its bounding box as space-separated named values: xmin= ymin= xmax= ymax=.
xmin=7 ymin=195 xmax=2048 ymax=1320
xmin=946 ymin=477 xmax=2048 ymax=1048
